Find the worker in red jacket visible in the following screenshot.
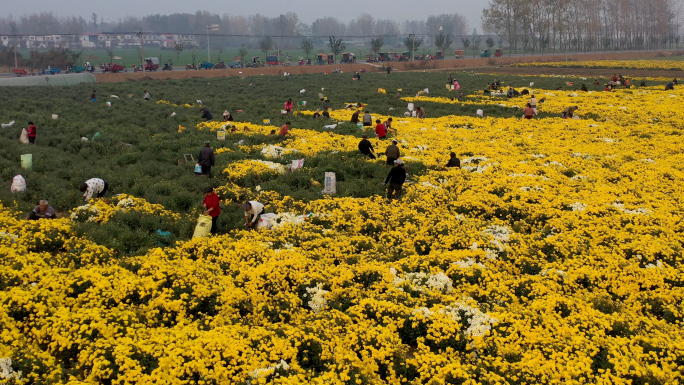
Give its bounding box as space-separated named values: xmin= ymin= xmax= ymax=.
xmin=27 ymin=121 xmax=37 ymax=144
xmin=202 ymin=186 xmax=221 ymax=234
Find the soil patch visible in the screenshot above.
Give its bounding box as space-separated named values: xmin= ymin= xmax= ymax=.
xmin=93 ymin=50 xmax=684 ymax=83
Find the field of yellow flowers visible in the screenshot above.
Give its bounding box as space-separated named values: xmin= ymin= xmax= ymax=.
xmin=512 ymin=59 xmax=684 ymax=72
xmin=2 ymin=74 xmax=684 ymax=384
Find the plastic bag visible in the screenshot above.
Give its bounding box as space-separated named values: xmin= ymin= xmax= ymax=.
xmin=10 ymin=175 xmax=26 ymax=193
xmin=194 ymin=163 xmax=202 ymax=174
xmin=322 ymin=172 xmax=337 ymax=195
xmin=21 ymin=154 xmax=32 ymax=170
xmin=407 ymin=103 xmax=415 ymax=112
xmin=192 ymin=214 xmax=213 ymax=238
xmin=476 ymin=109 xmax=484 ymax=117
xmin=256 ymin=216 xmax=273 ymax=230
xmin=20 ymin=128 xmax=29 ymax=144
xmin=291 ymin=159 xmax=305 ymax=170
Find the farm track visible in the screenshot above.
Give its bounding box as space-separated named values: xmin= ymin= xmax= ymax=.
xmin=94 ymin=50 xmax=684 ymax=82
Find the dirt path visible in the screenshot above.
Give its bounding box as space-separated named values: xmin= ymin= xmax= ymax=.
xmin=94 ymin=50 xmax=684 ymax=83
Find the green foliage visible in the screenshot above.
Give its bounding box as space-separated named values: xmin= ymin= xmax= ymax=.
xmin=435 ymin=32 xmax=454 ymax=52
xmin=327 ymin=36 xmax=346 ymax=57
xmin=300 ymin=38 xmax=313 ymax=59
xmin=403 ymin=35 xmax=424 ymax=57
xmin=369 ymin=37 xmax=384 ymax=54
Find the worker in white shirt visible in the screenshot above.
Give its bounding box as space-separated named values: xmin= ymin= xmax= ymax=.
xmin=243 ymin=201 xmax=265 ymax=229
xmin=80 ymin=178 xmax=108 ymax=200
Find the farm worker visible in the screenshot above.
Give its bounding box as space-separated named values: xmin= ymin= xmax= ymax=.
xmin=362 ymin=111 xmax=372 ymax=127
xmin=322 ymin=99 xmax=330 ymax=110
xmin=604 ymin=84 xmax=611 ymax=91
xmin=665 ymin=82 xmax=675 ymax=90
xmin=223 ymin=110 xmax=233 ymax=121
xmin=673 ymin=78 xmax=679 ymax=85
xmin=445 ymin=152 xmax=461 ymax=168
xmin=354 ymin=71 xmax=361 ymax=80
xmin=198 ymin=141 xmax=215 ymax=177
xmin=375 ymin=119 xmax=387 ymax=139
xmin=384 ymin=117 xmax=395 ymax=132
xmin=448 ymin=74 xmax=454 ymax=85
xmin=279 ymin=122 xmax=291 ymax=138
xmin=25 ymin=200 xmax=56 ymax=220
xmin=580 ymin=84 xmax=588 ymax=92
xmin=200 ymin=108 xmax=213 ymax=121
xmin=144 ymin=90 xmax=150 ymax=101
xmin=91 ymin=89 xmax=96 ymax=102
xmin=624 ymin=78 xmax=631 ymax=88
xmin=312 ymin=109 xmax=322 ymax=118
xmin=350 ymin=110 xmax=360 ymax=123
xmin=322 ymin=108 xmax=330 ymax=118
xmin=454 ymin=81 xmax=460 ymax=90
xmin=386 ymin=66 xmax=391 ymax=74
xmin=80 ymin=178 xmax=108 ymax=200
xmin=384 ymin=159 xmax=407 ymax=200
xmin=27 ymin=121 xmax=37 ymax=144
xmin=522 ymin=103 xmax=536 ymax=119
xmin=385 ymin=139 xmax=400 ymax=165
xmin=416 ymin=106 xmax=426 ymax=119
xmin=284 ymin=99 xmax=294 ymax=113
xmin=562 ymin=106 xmax=578 ymax=119
xmin=202 ymin=186 xmax=221 ymax=234
xmin=243 ymin=201 xmax=265 ymax=229
xmin=529 ymin=95 xmax=537 ymax=112
xmin=358 ymin=134 xmax=376 ymax=159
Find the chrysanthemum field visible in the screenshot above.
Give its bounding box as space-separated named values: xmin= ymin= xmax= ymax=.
xmin=0 ymin=70 xmax=683 ymax=384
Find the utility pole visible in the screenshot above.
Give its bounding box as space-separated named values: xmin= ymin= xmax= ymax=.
xmin=207 ymin=24 xmax=219 ymax=62
xmin=138 ymin=29 xmax=145 ymax=75
xmin=412 ymin=31 xmax=415 ymax=61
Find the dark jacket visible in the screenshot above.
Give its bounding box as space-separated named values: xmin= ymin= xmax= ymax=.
xmin=446 ymin=156 xmax=460 ymax=168
xmin=201 ymin=110 xmax=213 ymax=120
xmin=199 ymin=146 xmax=215 ymax=166
xmin=385 ymin=165 xmax=406 ymax=185
xmin=358 ymin=139 xmax=374 ymax=155
xmin=385 ymin=144 xmax=400 ymax=159
xmin=351 ymin=111 xmax=360 ymax=123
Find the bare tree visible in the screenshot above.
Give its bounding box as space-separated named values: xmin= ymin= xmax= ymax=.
xmin=301 ymin=38 xmax=313 ymax=59
xmin=174 ymin=42 xmax=184 ymax=62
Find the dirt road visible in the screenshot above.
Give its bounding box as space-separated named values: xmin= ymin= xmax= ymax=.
xmin=94 ymin=50 xmax=684 ymax=83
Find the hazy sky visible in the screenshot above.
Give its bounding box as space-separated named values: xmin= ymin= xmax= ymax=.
xmin=4 ymin=0 xmax=486 ymax=29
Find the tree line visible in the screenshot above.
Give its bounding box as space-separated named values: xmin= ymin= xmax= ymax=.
xmin=0 ymin=11 xmax=468 ymax=49
xmin=481 ymin=0 xmax=683 ymax=53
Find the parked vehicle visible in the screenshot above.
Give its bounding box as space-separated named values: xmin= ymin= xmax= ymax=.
xmin=228 ymin=61 xmax=242 ymax=68
xmin=42 ymin=67 xmax=62 ymax=75
xmin=67 ymin=65 xmax=87 ymax=73
xmin=327 ymin=53 xmax=335 ymax=64
xmin=365 ymin=54 xmax=378 ymax=63
xmin=199 ymin=61 xmax=214 ymax=69
xmin=145 ymin=57 xmax=160 ymax=71
xmin=341 ymin=52 xmax=356 ymax=63
xmin=316 ymin=53 xmax=328 ymax=65
xmin=162 ymin=63 xmax=173 ymax=71
xmin=12 ymin=68 xmax=28 ymax=76
xmin=436 ymin=50 xmax=444 ymax=60
xmin=480 ymin=49 xmax=490 ymax=58
xmin=186 ymin=63 xmax=197 ymax=70
xmin=494 ymin=48 xmax=504 ymax=57
xmin=102 ymin=63 xmax=125 ymax=73
xmin=454 ymin=50 xmax=464 ymax=59
xmin=266 ymin=55 xmax=279 ymax=66
xmin=216 ymin=62 xmax=226 ymax=69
